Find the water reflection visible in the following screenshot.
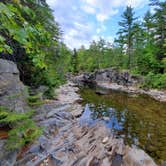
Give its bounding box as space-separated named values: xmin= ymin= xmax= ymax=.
xmin=80 ymin=88 xmax=166 ymax=164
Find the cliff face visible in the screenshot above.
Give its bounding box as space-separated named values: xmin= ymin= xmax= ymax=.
xmin=0 ymin=59 xmax=29 ymax=166
xmin=0 ymin=59 xmax=28 ymax=113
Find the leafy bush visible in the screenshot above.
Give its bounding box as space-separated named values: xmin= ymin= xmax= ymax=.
xmin=144 ymin=72 xmax=166 ymax=89
xmin=0 ymin=106 xmax=42 ymax=150
xmin=0 ymin=1 xmax=72 ymax=90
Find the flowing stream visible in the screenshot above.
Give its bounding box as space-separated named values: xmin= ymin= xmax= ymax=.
xmin=79 ymin=88 xmax=166 ymax=164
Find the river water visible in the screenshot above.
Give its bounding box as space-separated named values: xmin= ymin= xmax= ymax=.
xmin=79 ymin=88 xmax=166 ymax=164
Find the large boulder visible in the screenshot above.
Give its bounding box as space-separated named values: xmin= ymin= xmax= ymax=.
xmin=94 ymin=68 xmax=144 ymax=86
xmin=73 ymin=68 xmax=144 ymax=88
xmin=0 ymin=59 xmax=28 ymax=113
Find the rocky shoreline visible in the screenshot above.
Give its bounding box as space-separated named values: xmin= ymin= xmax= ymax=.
xmin=16 ymin=82 xmax=157 ymax=166
xmin=73 ymin=68 xmax=166 ymax=102
xmin=96 ymin=82 xmax=166 ymax=102
xmin=0 ymin=60 xmax=158 ymax=165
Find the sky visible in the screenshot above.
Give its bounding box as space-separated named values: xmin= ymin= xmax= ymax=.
xmin=46 ymin=0 xmax=152 ymax=49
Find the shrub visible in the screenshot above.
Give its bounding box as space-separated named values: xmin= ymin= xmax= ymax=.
xmin=0 ymin=107 xmax=42 ymax=150
xmin=144 ymin=72 xmax=166 ymax=89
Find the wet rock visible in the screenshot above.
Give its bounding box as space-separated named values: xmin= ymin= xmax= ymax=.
xmin=123 ymin=146 xmax=157 ymax=166
xmin=0 ymin=59 xmax=18 ymax=74
xmin=112 ymin=154 xmax=123 ymax=166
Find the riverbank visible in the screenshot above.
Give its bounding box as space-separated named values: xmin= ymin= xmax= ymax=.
xmin=16 ymin=82 xmax=157 ymax=166
xmin=97 ymin=82 xmax=166 ymax=102
xmin=0 ymin=60 xmax=158 ymax=165
xmin=73 ymin=68 xmax=166 ymax=102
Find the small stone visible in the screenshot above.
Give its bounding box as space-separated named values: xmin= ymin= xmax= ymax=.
xmin=29 ymin=144 xmax=40 ymax=153
xmin=103 ymin=117 xmax=110 ymax=121
xmin=44 ymin=159 xmax=47 ymax=163
xmin=102 ymin=137 xmax=109 ymax=144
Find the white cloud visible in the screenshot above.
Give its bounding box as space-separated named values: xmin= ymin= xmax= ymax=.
xmin=96 ymin=24 xmax=106 ymax=34
xmin=81 ymin=5 xmax=96 ymax=14
xmin=83 ymin=0 xmax=148 ymax=22
xmin=96 ymin=14 xmax=108 ymax=22
xmin=46 ymin=0 xmax=149 ymax=49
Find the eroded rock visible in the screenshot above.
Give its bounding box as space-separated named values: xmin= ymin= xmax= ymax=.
xmin=0 ymin=59 xmax=29 ymax=112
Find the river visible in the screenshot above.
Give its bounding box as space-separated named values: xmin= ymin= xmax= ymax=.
xmin=80 ymin=88 xmax=166 ymax=164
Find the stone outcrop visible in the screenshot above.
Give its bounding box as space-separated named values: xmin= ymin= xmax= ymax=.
xmin=73 ymin=68 xmax=144 ymax=87
xmin=0 ymin=59 xmax=30 ymax=166
xmin=73 ymin=68 xmax=166 ymax=102
xmin=0 ymin=59 xmax=28 ymax=113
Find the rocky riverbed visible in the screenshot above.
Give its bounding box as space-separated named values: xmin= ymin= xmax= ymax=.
xmin=0 ymin=60 xmax=158 ymax=166
xmin=15 ymin=82 xmax=157 ymax=166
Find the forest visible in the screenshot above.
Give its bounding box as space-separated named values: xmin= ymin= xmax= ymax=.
xmin=0 ymin=0 xmax=166 ymax=92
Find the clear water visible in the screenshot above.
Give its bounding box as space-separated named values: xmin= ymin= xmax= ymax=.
xmin=79 ymin=88 xmax=166 ymax=164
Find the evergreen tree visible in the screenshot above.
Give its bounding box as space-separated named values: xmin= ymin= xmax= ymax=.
xmin=150 ymin=0 xmax=166 ymax=62
xmin=72 ymin=48 xmax=78 ymax=73
xmin=118 ymin=6 xmax=137 ymax=69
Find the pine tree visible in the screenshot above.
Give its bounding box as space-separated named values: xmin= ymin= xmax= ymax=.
xmin=72 ymin=48 xmax=78 ymax=74
xmin=150 ymin=0 xmax=166 ymax=62
xmin=118 ymin=6 xmax=137 ymax=69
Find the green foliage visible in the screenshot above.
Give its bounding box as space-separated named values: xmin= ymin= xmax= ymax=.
xmin=0 ymin=107 xmax=42 ymax=150
xmin=144 ymin=72 xmax=166 ymax=89
xmin=27 ymin=93 xmax=44 ymax=106
xmin=117 ymin=6 xmax=137 ymax=69
xmin=76 ymin=39 xmax=113 ymax=72
xmin=71 ymin=49 xmax=78 ymax=74
xmin=6 ymin=119 xmax=42 ymax=150
xmin=75 ymin=2 xmax=166 ymax=90
xmin=43 ymin=87 xmax=56 ymax=99
xmin=0 ymin=1 xmax=72 ymax=91
xmin=0 ymin=2 xmax=49 ymax=68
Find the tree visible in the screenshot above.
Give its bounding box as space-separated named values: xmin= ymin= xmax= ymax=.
xmin=71 ymin=48 xmax=78 ymax=74
xmin=143 ymin=10 xmax=154 ymax=37
xmin=118 ymin=6 xmax=137 ymax=69
xmin=150 ymin=0 xmax=166 ymax=60
xmin=0 ymin=0 xmax=70 ymax=90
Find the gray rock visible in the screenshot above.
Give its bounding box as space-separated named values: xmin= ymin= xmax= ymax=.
xmin=46 ymin=104 xmax=71 ymax=118
xmin=0 ymin=59 xmax=19 ymax=74
xmin=0 ymin=59 xmax=29 ymax=113
xmin=73 ymin=68 xmax=144 ymax=87
xmin=0 ymin=149 xmax=17 ymax=166
xmin=29 ymin=144 xmax=40 ymax=153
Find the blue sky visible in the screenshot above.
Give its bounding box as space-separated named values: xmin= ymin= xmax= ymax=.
xmin=46 ymin=0 xmax=152 ymax=49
